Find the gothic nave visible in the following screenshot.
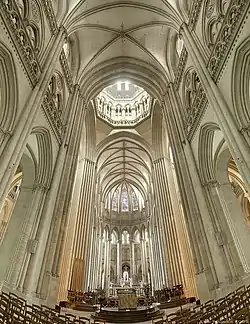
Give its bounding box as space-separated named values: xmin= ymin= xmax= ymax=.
xmin=0 ymin=0 xmax=250 ymax=323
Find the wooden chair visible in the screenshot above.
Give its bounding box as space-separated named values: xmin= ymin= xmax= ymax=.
xmin=152 ymin=312 xmax=165 ymax=323
xmin=73 ymin=320 xmax=88 ymax=324
xmin=65 ymin=313 xmax=77 ymax=321
xmin=0 ymin=307 xmax=9 ymax=323
xmin=79 ymin=316 xmax=90 ymax=323
xmin=68 ymin=290 xmax=76 ymax=304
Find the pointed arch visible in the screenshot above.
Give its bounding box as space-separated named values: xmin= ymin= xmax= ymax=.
xmin=232 ymin=37 xmax=250 ymax=134
xmin=0 ymin=42 xmax=17 ymax=134
xmin=31 ymin=127 xmax=53 ymax=188
xmin=198 ymin=123 xmax=221 ymax=184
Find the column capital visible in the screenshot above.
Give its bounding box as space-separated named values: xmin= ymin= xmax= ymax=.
xmin=203 ymin=180 xmax=219 ymax=189
xmin=33 ymin=183 xmax=50 ymax=192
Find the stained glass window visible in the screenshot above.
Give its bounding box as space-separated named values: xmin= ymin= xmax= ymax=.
xmin=121 ymin=185 xmax=129 ymax=211
xmin=132 ymin=190 xmax=139 ymax=211
xmin=122 ymin=230 xmax=129 ymax=244
xmin=112 ymin=190 xmax=118 ymax=211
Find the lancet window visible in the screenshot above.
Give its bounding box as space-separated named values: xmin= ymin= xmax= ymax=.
xmin=132 ymin=190 xmax=139 ymax=211
xmin=121 ymin=186 xmax=129 ymax=212
xmin=112 ymin=190 xmax=119 ymax=212
xmin=122 ymin=230 xmax=129 ymax=245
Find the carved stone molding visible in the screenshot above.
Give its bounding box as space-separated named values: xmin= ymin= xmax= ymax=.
xmin=42 ymin=90 xmax=63 ymax=143
xmin=186 ymin=94 xmax=208 ymax=141
xmin=208 ymin=0 xmax=250 ymax=82
xmin=185 ymin=0 xmax=250 ymax=139
xmin=189 ymin=0 xmax=203 ymax=30
xmin=173 ymin=0 xmax=203 ymax=92
xmin=59 ymin=51 xmax=74 ymax=93
xmin=174 ymin=48 xmax=188 ymax=91
xmin=43 ymin=0 xmax=58 ymax=35
xmin=0 ymin=0 xmax=41 ymax=86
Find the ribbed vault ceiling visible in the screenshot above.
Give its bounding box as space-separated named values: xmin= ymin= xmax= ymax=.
xmin=63 ymin=0 xmax=183 ymax=86
xmin=97 ymin=139 xmax=152 ymax=202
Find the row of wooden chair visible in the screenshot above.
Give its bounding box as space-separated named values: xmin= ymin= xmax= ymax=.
xmin=152 ymin=284 xmax=250 ymax=324
xmin=0 ymin=292 xmax=90 ymax=323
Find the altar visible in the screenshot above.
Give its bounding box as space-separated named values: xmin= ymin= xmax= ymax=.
xmin=117 ymin=288 xmax=137 ymax=310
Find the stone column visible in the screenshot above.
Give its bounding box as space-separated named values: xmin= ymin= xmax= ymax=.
xmin=150 ymin=224 xmax=161 ymax=290
xmin=35 ymin=87 xmax=85 ymax=299
xmin=148 ymin=232 xmax=155 ymax=292
xmin=0 ymin=27 xmax=67 ymax=211
xmin=117 ymin=240 xmax=120 ymax=283
xmin=103 ymin=239 xmax=108 ymax=289
xmin=165 ymin=84 xmax=204 ymax=276
xmin=153 ymin=218 xmax=166 ymax=288
xmin=132 ymin=240 xmax=135 ymax=279
xmin=181 ymin=23 xmax=250 ymax=192
xmin=219 ymin=182 xmax=250 ymax=271
xmin=165 ymin=155 xmax=197 ymax=297
xmin=84 ymin=199 xmax=97 ymax=291
xmin=106 ymin=238 xmax=111 ymax=290
xmin=96 ymin=231 xmax=103 ymax=288
xmin=143 ymin=239 xmax=148 ymax=283
xmin=152 ymin=160 xmax=173 ymax=286
xmin=93 ymin=230 xmax=101 ymax=290
xmin=103 ymin=238 xmax=111 ymax=290
xmin=99 ymin=237 xmax=104 ymax=289
xmin=87 ymin=226 xmax=97 ymax=291
xmin=162 ymin=88 xmax=230 ymax=298
xmin=117 ymin=239 xmax=122 ymax=282
xmin=6 ymin=184 xmax=49 ymax=289
xmin=129 ymin=239 xmax=135 ymax=279
xmin=206 ymin=181 xmax=250 ymax=274
xmin=69 ymin=158 xmax=96 ymax=292
xmin=0 ymin=185 xmax=35 ymax=288
xmin=140 ymin=238 xmax=146 ymax=283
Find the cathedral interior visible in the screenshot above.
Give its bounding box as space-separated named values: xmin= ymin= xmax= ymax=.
xmin=1 ymin=0 xmax=250 ymax=323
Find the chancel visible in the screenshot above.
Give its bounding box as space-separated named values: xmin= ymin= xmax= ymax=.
xmin=0 ymin=0 xmax=250 ymax=323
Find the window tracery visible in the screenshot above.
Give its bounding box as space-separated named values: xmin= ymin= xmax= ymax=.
xmin=26 ymin=25 xmax=37 ymax=49
xmin=42 ymin=73 xmax=64 ymax=141
xmin=203 ymin=0 xmax=230 ymax=50
xmin=132 ymin=190 xmax=139 ymax=211
xmin=112 ymin=190 xmax=119 ymax=212
xmin=48 ymin=73 xmax=64 ymax=114
xmin=183 ymin=68 xmax=206 ymax=135
xmin=134 ymin=230 xmax=140 ymax=244
xmin=122 ymin=230 xmax=129 ymax=244
xmin=14 ymin=0 xmax=42 ymax=53
xmin=16 ymin=0 xmax=25 ymax=18
xmin=121 ymin=186 xmax=129 ymax=212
